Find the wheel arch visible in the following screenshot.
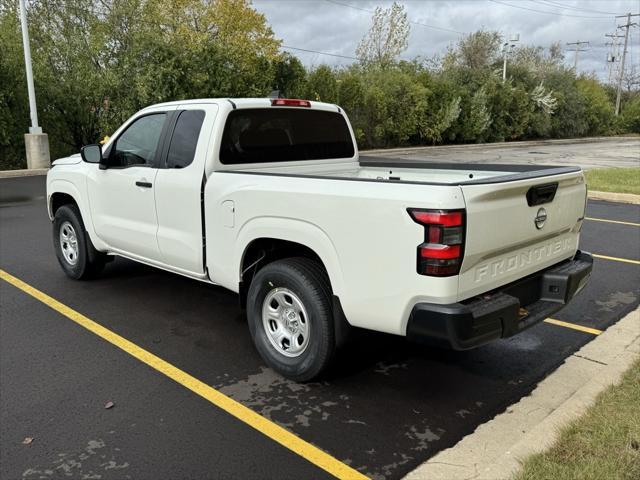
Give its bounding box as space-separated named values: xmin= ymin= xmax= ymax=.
xmin=47 ymin=179 xmax=106 ymax=251
xmin=240 ymin=237 xmax=328 ymax=298
xmin=50 ymin=192 xmax=78 ymax=217
xmin=234 ymin=218 xmax=344 ymax=300
xmin=48 ymin=180 xmax=83 ymax=219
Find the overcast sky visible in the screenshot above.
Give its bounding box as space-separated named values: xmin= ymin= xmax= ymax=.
xmin=252 ymin=0 xmax=639 ymax=82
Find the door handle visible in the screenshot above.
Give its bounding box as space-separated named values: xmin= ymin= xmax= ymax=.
xmin=136 ymin=181 xmax=152 ymax=188
xmin=526 ymin=182 xmax=558 ymax=206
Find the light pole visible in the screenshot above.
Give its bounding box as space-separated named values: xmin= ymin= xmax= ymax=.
xmin=502 ymin=34 xmax=519 ymax=82
xmin=18 ymin=0 xmax=50 ymax=169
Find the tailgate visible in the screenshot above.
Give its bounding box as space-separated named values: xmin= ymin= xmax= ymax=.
xmin=458 ymin=171 xmax=587 ymax=301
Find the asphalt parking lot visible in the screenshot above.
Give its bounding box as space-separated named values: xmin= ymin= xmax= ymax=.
xmin=365 ymin=137 xmax=640 ymax=170
xmin=1 ymin=174 xmax=639 ymax=480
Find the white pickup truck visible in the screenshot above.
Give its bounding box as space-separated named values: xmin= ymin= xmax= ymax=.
xmin=47 ymin=98 xmax=593 ymax=381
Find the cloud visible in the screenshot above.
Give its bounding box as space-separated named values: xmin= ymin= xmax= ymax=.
xmin=252 ymin=0 xmax=639 ymax=80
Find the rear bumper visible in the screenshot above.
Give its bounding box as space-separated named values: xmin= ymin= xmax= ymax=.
xmin=406 ymin=251 xmax=593 ymax=350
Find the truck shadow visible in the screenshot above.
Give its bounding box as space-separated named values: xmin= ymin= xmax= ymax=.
xmin=97 ymin=256 xmax=583 ymax=386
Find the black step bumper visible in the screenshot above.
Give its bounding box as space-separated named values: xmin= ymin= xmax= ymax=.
xmin=406 ymin=251 xmax=593 ymax=350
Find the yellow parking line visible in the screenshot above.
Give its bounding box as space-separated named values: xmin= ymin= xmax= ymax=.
xmin=0 ymin=269 xmax=368 ymax=480
xmin=544 ymin=318 xmax=602 ymax=335
xmin=585 ymin=217 xmax=640 ymax=227
xmin=593 ymin=254 xmax=640 ymax=265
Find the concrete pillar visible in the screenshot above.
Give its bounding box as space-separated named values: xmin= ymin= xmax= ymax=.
xmin=24 ymin=133 xmax=50 ymax=169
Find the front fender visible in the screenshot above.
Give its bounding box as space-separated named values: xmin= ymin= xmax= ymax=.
xmin=47 ymin=179 xmax=83 ymax=220
xmin=47 ymin=178 xmax=106 ymax=251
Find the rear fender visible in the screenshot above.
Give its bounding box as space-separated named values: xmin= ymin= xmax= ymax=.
xmin=234 ymin=217 xmax=345 ymax=298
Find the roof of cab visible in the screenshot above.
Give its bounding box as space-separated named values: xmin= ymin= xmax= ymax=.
xmin=140 ymin=98 xmax=342 ymax=113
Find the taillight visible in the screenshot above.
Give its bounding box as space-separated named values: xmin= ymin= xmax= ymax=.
xmin=271 ymin=98 xmax=311 ymax=107
xmin=408 ymin=209 xmax=465 ymax=277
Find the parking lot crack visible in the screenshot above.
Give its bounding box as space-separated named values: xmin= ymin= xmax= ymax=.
xmin=572 ymin=353 xmax=609 ymax=366
xmin=426 ymin=460 xmax=467 ymax=468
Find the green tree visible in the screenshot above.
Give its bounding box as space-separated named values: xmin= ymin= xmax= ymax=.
xmin=620 ymin=96 xmax=640 ymax=133
xmin=336 ymin=71 xmax=365 ymax=142
xmin=444 ymin=30 xmax=501 ymax=70
xmin=353 ymin=68 xmax=448 ymax=147
xmin=480 ymin=80 xmax=531 ymax=141
xmin=273 ymin=53 xmax=307 ymax=98
xmin=576 ymin=78 xmax=615 ymax=135
xmin=458 ymin=86 xmax=492 ymax=141
xmin=356 ymin=1 xmax=409 ymax=69
xmin=0 ymin=4 xmax=29 ymax=169
xmin=512 ymin=44 xmax=564 ymax=80
xmin=0 ymin=0 xmax=282 ymax=166
xmin=306 ymin=65 xmax=338 ymax=103
xmin=546 ymin=71 xmax=588 ymax=138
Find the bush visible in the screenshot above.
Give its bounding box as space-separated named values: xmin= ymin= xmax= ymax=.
xmin=576 ymin=78 xmax=615 ymax=136
xmin=620 ymin=97 xmax=640 ymax=133
xmin=306 ymin=65 xmax=338 ymax=103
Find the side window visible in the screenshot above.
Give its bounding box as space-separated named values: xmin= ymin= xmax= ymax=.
xmin=111 ymin=113 xmax=166 ymax=167
xmin=166 ymin=110 xmax=206 ymax=169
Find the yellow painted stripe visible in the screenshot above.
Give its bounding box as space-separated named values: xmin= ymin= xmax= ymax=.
xmin=586 ymin=217 xmax=640 ymax=227
xmin=544 ymin=318 xmax=603 ymax=335
xmin=593 ymin=253 xmax=640 ymax=265
xmin=0 ymin=269 xmax=368 ymax=480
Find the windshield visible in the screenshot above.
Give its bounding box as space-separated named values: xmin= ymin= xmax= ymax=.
xmin=219 ymin=108 xmax=354 ymax=164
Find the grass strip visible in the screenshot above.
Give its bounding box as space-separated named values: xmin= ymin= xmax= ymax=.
xmin=514 ymin=358 xmax=640 ymax=480
xmin=586 ymin=168 xmax=640 ymax=195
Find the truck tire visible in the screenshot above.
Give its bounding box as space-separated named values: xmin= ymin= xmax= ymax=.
xmin=246 ymin=257 xmax=335 ymax=382
xmin=53 ymin=204 xmax=107 ymax=280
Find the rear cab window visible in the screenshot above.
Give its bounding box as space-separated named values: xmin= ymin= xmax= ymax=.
xmin=166 ymin=110 xmax=206 ymax=169
xmin=220 ymin=108 xmax=354 ymax=164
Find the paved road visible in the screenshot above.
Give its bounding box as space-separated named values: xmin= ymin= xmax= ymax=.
xmin=1 ymin=176 xmax=639 ymax=480
xmin=364 ymin=136 xmax=640 ymax=170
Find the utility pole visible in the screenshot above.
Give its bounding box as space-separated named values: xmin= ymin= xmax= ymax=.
xmin=605 ymin=33 xmax=624 ymax=84
xmin=502 ymin=34 xmax=519 ymax=82
xmin=566 ymin=41 xmax=589 ymax=71
xmin=18 ymin=0 xmax=50 ymax=169
xmin=615 ymin=13 xmax=639 ymax=116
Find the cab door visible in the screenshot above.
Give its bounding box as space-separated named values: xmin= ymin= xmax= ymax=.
xmin=154 ymin=104 xmax=217 ymax=274
xmin=87 ymin=112 xmax=170 ymax=261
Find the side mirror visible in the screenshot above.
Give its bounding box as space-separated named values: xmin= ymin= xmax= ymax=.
xmin=80 ymin=144 xmax=103 ymax=164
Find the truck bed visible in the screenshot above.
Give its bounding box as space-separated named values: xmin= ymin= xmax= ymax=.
xmin=358 ymin=157 xmax=581 ymax=185
xmin=223 ymin=156 xmax=581 ymax=186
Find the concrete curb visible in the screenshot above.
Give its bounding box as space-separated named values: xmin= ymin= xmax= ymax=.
xmin=404 ymin=307 xmax=640 ymax=480
xmin=588 ymin=190 xmax=640 ymax=205
xmin=0 ymin=168 xmax=48 ymax=179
